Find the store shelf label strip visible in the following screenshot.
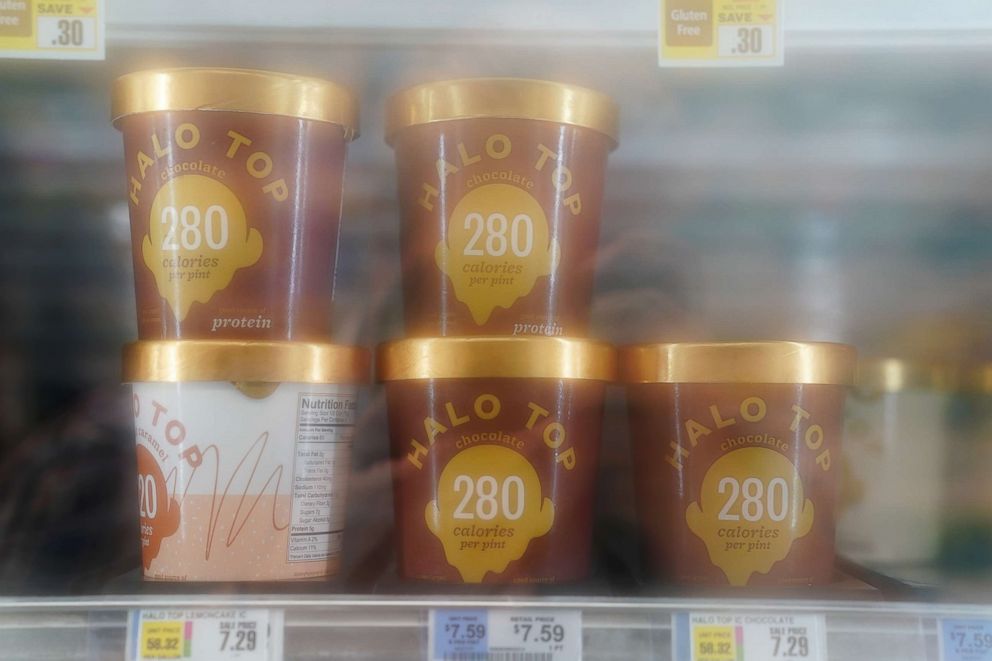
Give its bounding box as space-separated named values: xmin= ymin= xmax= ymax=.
xmin=126 ymin=608 xmax=284 ymax=661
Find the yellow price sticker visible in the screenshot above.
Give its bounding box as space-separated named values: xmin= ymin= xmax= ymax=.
xmin=0 ymin=0 xmax=104 ymax=60
xmin=139 ymin=621 xmax=185 ymax=660
xmin=659 ymin=0 xmax=782 ymax=67
xmin=692 ymin=624 xmax=738 ymax=661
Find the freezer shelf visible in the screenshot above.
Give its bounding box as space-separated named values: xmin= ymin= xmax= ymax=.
xmin=0 ymin=594 xmax=989 ymax=661
xmin=103 ymin=0 xmax=992 ymax=48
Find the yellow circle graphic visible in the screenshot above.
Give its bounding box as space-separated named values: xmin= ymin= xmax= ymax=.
xmin=686 ymin=447 xmax=815 ymax=586
xmin=143 ymin=175 xmax=262 ymax=321
xmin=435 ymin=183 xmax=560 ymax=325
xmin=426 ymin=445 xmax=555 ymax=583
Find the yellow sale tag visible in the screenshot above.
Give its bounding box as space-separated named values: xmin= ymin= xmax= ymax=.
xmin=0 ymin=0 xmax=104 ymax=60
xmin=139 ymin=621 xmax=185 ymax=659
xmin=659 ymin=0 xmax=782 ymax=67
xmin=692 ymin=624 xmax=738 ymax=661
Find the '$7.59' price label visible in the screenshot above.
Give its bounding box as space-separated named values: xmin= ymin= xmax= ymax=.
xmin=512 ymin=620 xmax=568 ymax=645
xmin=940 ymin=619 xmax=992 ymax=661
xmin=430 ymin=609 xmax=582 ymax=661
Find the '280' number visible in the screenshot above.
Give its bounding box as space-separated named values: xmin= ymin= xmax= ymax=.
xmin=452 ymin=475 xmax=525 ymax=521
xmin=160 ymin=205 xmax=229 ymax=251
xmin=463 ymin=212 xmax=534 ymax=257
xmin=717 ymin=477 xmax=789 ymax=522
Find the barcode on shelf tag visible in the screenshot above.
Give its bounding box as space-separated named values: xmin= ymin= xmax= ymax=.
xmin=658 ymin=0 xmax=782 ymax=67
xmin=939 ymin=619 xmax=992 ymax=661
xmin=673 ymin=612 xmax=826 ymax=661
xmin=429 ymin=608 xmax=582 ymax=661
xmin=126 ymin=608 xmax=284 ymax=661
xmin=0 ymin=0 xmax=104 ymax=60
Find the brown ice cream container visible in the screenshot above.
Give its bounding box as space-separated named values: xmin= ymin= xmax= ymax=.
xmin=112 ymin=68 xmax=359 ymax=340
xmin=378 ymin=337 xmax=616 ymax=584
xmin=386 ymin=78 xmax=619 ymax=337
xmin=621 ymin=341 xmax=857 ymax=587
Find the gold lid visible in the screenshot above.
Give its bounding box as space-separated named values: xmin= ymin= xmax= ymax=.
xmin=377 ymin=337 xmax=616 ymax=382
xmin=112 ymin=68 xmax=359 ymax=139
xmin=968 ymin=364 xmax=992 ymax=393
xmin=385 ymin=77 xmax=619 ymax=147
xmin=620 ymin=341 xmax=857 ymax=385
xmin=856 ymin=358 xmax=962 ymax=392
xmin=123 ymin=341 xmax=370 ymax=384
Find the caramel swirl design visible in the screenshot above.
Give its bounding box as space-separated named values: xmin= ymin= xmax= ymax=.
xmin=163 ymin=431 xmax=289 ymax=561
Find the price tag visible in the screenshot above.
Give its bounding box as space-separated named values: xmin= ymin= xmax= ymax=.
xmin=429 ymin=609 xmax=582 ymax=661
xmin=429 ymin=609 xmax=489 ymax=660
xmin=673 ymin=612 xmax=826 ymax=661
xmin=658 ymin=0 xmax=782 ymax=67
xmin=0 ymin=0 xmax=104 ymax=60
xmin=489 ymin=609 xmax=582 ymax=659
xmin=940 ymin=619 xmax=992 ymax=661
xmin=127 ymin=609 xmax=283 ymax=661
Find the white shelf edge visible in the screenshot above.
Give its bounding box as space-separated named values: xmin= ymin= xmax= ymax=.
xmin=1 ymin=594 xmax=990 ymax=618
xmin=102 ymin=25 xmax=992 ymax=52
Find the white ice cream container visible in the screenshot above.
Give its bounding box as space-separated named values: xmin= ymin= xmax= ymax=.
xmin=123 ymin=340 xmax=369 ymax=581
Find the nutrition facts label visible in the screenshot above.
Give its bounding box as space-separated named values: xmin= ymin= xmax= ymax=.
xmin=287 ymin=392 xmax=356 ymax=563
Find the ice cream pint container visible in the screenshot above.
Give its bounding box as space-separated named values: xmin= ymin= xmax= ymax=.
xmin=113 ymin=68 xmax=358 ymax=340
xmin=386 ymin=78 xmax=618 ymax=337
xmin=379 ymin=337 xmax=615 ymax=584
xmin=123 ymin=340 xmax=369 ymax=581
xmin=622 ymin=341 xmax=856 ymax=587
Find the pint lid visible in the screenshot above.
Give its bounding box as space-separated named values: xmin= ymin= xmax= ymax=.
xmin=856 ymin=358 xmax=961 ymax=393
xmin=123 ymin=341 xmax=370 ymax=384
xmin=620 ymin=341 xmax=857 ymax=385
xmin=968 ymin=364 xmax=992 ymax=393
xmin=385 ymin=77 xmax=619 ymax=147
xmin=377 ymin=337 xmax=616 ymax=382
xmin=111 ymin=68 xmax=359 ymax=139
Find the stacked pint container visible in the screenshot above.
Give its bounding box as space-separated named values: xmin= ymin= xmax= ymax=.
xmin=112 ymin=69 xmax=369 ymax=581
xmin=378 ymin=79 xmax=620 ymax=584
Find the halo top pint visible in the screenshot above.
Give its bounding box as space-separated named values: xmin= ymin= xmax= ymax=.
xmin=386 ymin=78 xmax=618 ymax=337
xmin=379 ymin=337 xmax=615 ymax=584
xmin=124 ymin=341 xmax=369 ymax=582
xmin=112 ymin=68 xmax=359 ymax=340
xmin=622 ymin=341 xmax=857 ymax=587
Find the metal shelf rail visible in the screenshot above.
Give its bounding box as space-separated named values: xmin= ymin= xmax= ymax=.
xmin=0 ymin=594 xmax=988 ymax=660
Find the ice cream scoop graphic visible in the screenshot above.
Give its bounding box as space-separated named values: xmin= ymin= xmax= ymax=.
xmin=686 ymin=447 xmax=815 ymax=586
xmin=143 ymin=174 xmax=263 ymax=321
xmin=426 ymin=445 xmax=555 ymax=583
xmin=436 ymin=183 xmax=560 ymax=325
xmin=136 ymin=445 xmax=180 ymax=570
